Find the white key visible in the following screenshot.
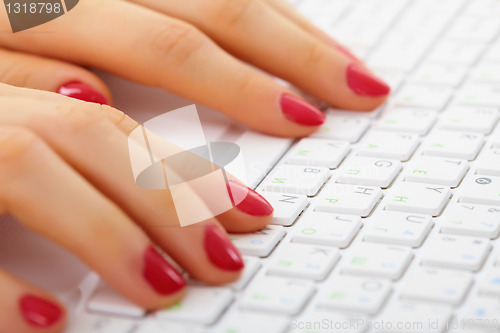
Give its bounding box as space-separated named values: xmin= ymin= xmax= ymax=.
xmin=439 ymin=106 xmax=499 ymax=134
xmin=404 ymin=156 xmax=469 ymax=187
xmin=377 ymin=107 xmax=437 ymax=135
xmin=260 ymin=192 xmax=308 ymax=226
xmin=87 ymin=281 xmax=146 ymax=317
xmin=310 ymin=114 xmax=370 ymax=143
xmin=336 ymin=156 xmax=401 ymax=188
xmin=292 ymin=212 xmax=362 ymax=248
xmin=341 ymin=242 xmax=413 ymax=280
xmin=372 ymin=68 xmax=405 ymax=91
xmin=464 ymin=0 xmax=500 ymax=16
xmin=263 ymin=165 xmax=329 ymax=196
xmin=241 ymin=276 xmax=314 ymax=315
xmin=378 ymin=302 xmax=452 ymax=333
xmin=212 ymin=311 xmax=289 ymax=333
xmin=496 ymin=251 xmax=500 ymax=266
xmin=484 ymin=41 xmax=500 ymax=63
xmin=422 ymin=130 xmax=484 ymax=160
xmin=66 ymin=313 xmax=138 ymax=333
xmin=364 ymin=211 xmax=433 ymax=247
xmin=460 ymin=297 xmax=500 ymax=329
xmin=409 ymin=63 xmax=467 ymax=87
xmin=318 ymin=275 xmax=391 ymax=314
xmin=441 ymin=203 xmax=500 ymax=239
xmin=460 ymin=174 xmax=500 ymax=206
xmin=385 ymin=182 xmax=451 ymax=216
xmin=284 ymin=138 xmax=350 ymax=169
xmin=455 ymin=84 xmax=500 ymax=108
xmin=479 ymin=267 xmax=500 ymax=297
xmin=230 ymin=225 xmax=285 ymax=257
xmin=427 ymin=39 xmax=486 ymax=66
xmin=470 ymin=63 xmax=500 ymax=85
xmin=358 ymin=131 xmax=420 ymax=161
xmin=421 ymin=234 xmax=491 ymax=271
xmin=401 ymin=267 xmax=472 ymax=305
xmin=493 ymin=130 xmax=500 ymax=148
xmin=477 ymin=148 xmax=500 ymax=176
xmin=315 ymin=183 xmax=382 ymax=217
xmin=446 ymin=16 xmax=500 ymax=42
xmin=394 ymin=84 xmax=452 ymax=109
xmin=156 ymin=286 xmax=232 ymax=324
xmin=291 ymin=310 xmax=367 ymax=333
xmin=227 ymin=256 xmax=261 ymax=290
xmin=268 ymin=243 xmax=340 ymax=280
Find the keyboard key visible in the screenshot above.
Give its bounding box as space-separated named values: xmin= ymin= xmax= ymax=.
xmin=311 ymin=114 xmax=370 ymax=143
xmin=441 ymin=203 xmax=500 ymax=239
xmin=479 ymin=267 xmax=500 ymax=297
xmin=364 ymin=211 xmax=433 ymax=247
xmin=460 ymin=174 xmax=500 ymax=206
xmin=230 ymin=225 xmax=285 ymax=257
xmin=422 ymin=130 xmax=484 ymax=160
xmin=492 ymin=130 xmax=500 ymax=148
xmin=372 ymin=68 xmax=405 ymax=91
xmin=455 ymin=84 xmax=500 ymax=108
xmin=292 ymin=212 xmax=362 ymax=248
xmin=290 ymin=310 xmax=367 ymax=333
xmin=87 ymin=281 xmax=146 ymax=317
xmin=227 ymin=256 xmax=261 ymax=290
xmin=268 ymin=242 xmax=340 ymax=280
xmin=263 ymin=165 xmax=329 ymax=196
xmin=376 ymin=107 xmax=437 ymax=135
xmin=439 ymin=106 xmax=498 ymax=134
xmin=341 ymin=242 xmax=413 ymax=280
xmin=315 ymin=183 xmax=382 ymax=217
xmin=464 ymin=0 xmax=500 ymax=16
xmin=496 ymin=252 xmax=500 ymax=266
xmin=241 ymin=276 xmax=314 ymax=315
xmin=470 ymin=63 xmax=500 ymax=85
xmin=318 ymin=275 xmax=391 ymax=314
xmin=460 ymin=297 xmax=500 ymax=330
xmin=260 ymin=192 xmax=308 ymax=226
xmin=394 ymin=84 xmax=452 ymax=109
xmin=409 ymin=63 xmax=467 ymax=87
xmin=404 ymin=156 xmax=469 ymax=187
xmin=385 ymin=182 xmax=451 ymax=216
xmin=427 ymin=39 xmax=486 ymax=66
xmin=421 ymin=234 xmax=491 ymax=271
xmin=66 ymin=313 xmax=139 ymax=333
xmin=476 ymin=148 xmax=500 ymax=176
xmin=156 ymin=286 xmax=232 ymax=324
xmin=378 ymin=302 xmax=452 ymax=333
xmin=401 ymin=267 xmax=472 ymax=305
xmin=358 ymin=131 xmax=420 ymax=161
xmin=336 ymin=156 xmax=401 ymax=188
xmin=446 ymin=16 xmax=500 ymax=42
xmin=211 ymin=311 xmax=289 ymax=333
xmin=484 ymin=41 xmax=500 ymax=63
xmin=284 ymin=138 xmax=350 ymax=169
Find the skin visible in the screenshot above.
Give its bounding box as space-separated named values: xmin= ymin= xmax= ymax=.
xmin=0 ymin=0 xmax=389 ymax=332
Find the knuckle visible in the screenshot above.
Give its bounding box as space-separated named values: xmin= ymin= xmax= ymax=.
xmin=149 ymin=22 xmax=205 ymax=68
xmin=209 ymin=0 xmax=254 ymax=30
xmin=304 ymin=41 xmax=326 ymax=66
xmin=55 ymin=102 xmax=109 ymax=134
xmin=0 ymin=127 xmax=41 ymax=166
xmin=0 ymin=57 xmax=31 ymax=87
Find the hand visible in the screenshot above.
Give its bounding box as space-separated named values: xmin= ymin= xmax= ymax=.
xmin=0 ymin=0 xmax=390 ymax=137
xmin=0 ymin=84 xmax=274 ymax=333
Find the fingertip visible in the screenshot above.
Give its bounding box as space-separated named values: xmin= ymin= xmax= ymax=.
xmin=56 ymin=81 xmax=111 ymax=106
xmin=280 ymin=93 xmax=326 ymax=127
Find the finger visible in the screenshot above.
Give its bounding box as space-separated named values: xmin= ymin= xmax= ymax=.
xmin=0 ymin=125 xmax=186 ymax=309
xmin=0 ymin=270 xmax=66 ymax=333
xmin=0 ymin=0 xmax=326 ymax=137
xmin=0 ymin=48 xmax=111 ymax=105
xmin=128 ymin=0 xmax=390 ymax=110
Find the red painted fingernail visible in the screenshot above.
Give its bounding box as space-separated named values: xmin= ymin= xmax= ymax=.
xmin=19 ymin=295 xmax=62 ymax=328
xmin=335 ymin=45 xmax=361 ymax=62
xmin=143 ymin=246 xmax=186 ymax=295
xmin=57 ymin=81 xmax=109 ymax=105
xmin=227 ymin=180 xmax=273 ymax=217
xmin=346 ymin=64 xmax=391 ymax=97
xmin=204 ymin=224 xmax=244 ymax=271
xmin=280 ymin=93 xmax=326 ymax=126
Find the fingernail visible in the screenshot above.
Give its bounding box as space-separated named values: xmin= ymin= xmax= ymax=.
xmin=19 ymin=295 xmax=62 ymax=328
xmin=280 ymin=93 xmax=326 ymax=126
xmin=335 ymin=45 xmax=361 ymax=62
xmin=346 ymin=64 xmax=391 ymax=97
xmin=143 ymin=246 xmax=186 ymax=295
xmin=204 ymin=224 xmax=244 ymax=271
xmin=57 ymin=81 xmax=109 ymax=105
xmin=227 ymin=180 xmax=273 ymax=217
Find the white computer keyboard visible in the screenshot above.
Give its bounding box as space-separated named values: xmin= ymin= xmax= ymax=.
xmin=67 ymin=0 xmax=500 ymax=332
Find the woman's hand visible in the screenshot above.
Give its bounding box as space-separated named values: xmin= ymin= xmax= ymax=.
xmin=0 ymin=0 xmax=390 ymax=137
xmin=0 ymin=84 xmax=274 ymax=333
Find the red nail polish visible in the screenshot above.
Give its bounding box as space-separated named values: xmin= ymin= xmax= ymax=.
xmin=227 ymin=180 xmax=273 ymax=217
xmin=280 ymin=94 xmax=326 ymax=126
xmin=346 ymin=64 xmax=391 ymax=97
xmin=204 ymin=224 xmax=244 ymax=271
xmin=143 ymin=246 xmax=186 ymax=295
xmin=57 ymin=81 xmax=109 ymax=105
xmin=19 ymin=295 xmax=62 ymax=328
xmin=335 ymin=45 xmax=361 ymax=62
